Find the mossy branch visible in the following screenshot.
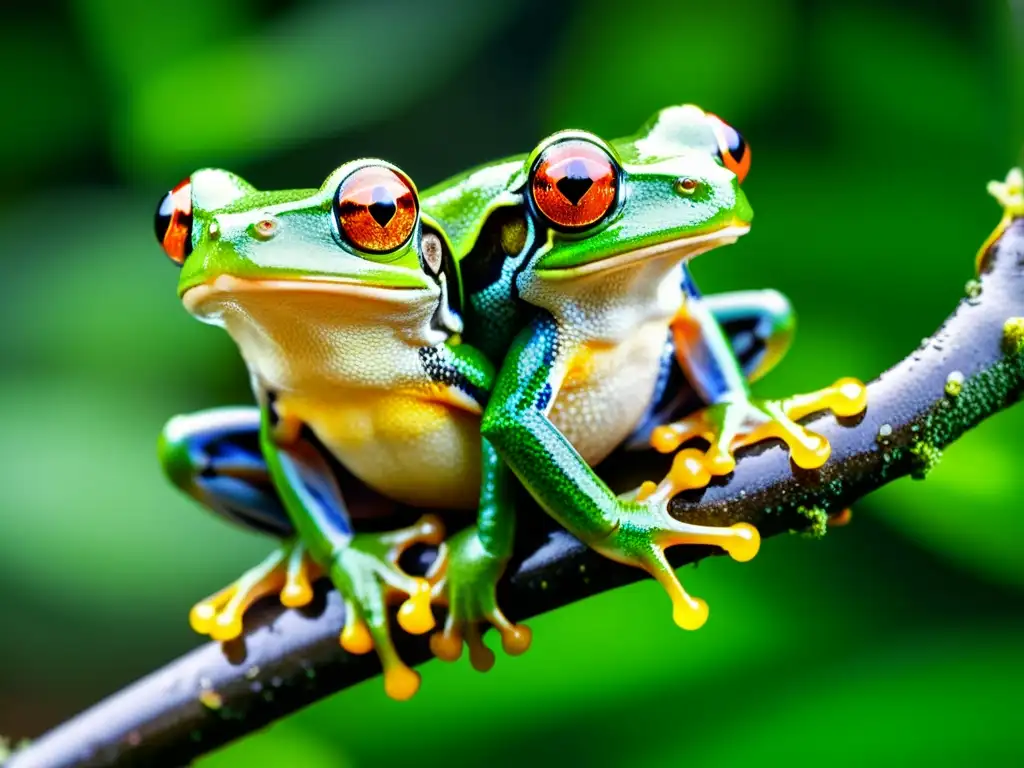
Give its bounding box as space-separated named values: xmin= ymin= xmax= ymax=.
xmin=7 ymin=187 xmax=1024 ymax=768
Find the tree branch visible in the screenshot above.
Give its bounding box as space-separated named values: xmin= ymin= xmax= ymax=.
xmin=8 ymin=208 xmax=1024 ymax=768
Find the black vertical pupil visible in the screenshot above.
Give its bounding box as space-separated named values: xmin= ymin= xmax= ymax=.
xmin=368 ymin=185 xmax=398 ymax=228
xmin=555 ymin=159 xmax=595 ymax=206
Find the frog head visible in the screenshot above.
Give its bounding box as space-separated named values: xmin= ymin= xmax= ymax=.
xmin=521 ymin=104 xmax=753 ymax=278
xmin=422 ymin=104 xmax=753 ymax=287
xmin=154 ymin=161 xmax=464 ymax=370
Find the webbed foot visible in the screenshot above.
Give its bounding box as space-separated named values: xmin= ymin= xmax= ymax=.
xmin=650 ymin=377 xmax=867 ymax=476
xmin=328 ymin=514 xmax=445 ymax=700
xmin=606 ymin=449 xmax=760 ymax=630
xmin=427 ymin=527 xmax=531 ymax=671
xmin=190 ymin=540 xmax=321 ymax=642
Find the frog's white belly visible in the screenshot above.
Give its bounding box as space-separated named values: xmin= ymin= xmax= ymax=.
xmin=278 ymin=390 xmax=482 ymax=511
xmin=548 ymin=321 xmax=667 ymax=465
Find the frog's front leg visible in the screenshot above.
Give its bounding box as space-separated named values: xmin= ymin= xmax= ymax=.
xmin=429 ymin=439 xmax=530 ymax=671
xmin=481 ymin=316 xmax=760 ymax=631
xmin=258 ymin=396 xmax=444 ymax=700
xmin=652 ymin=291 xmax=867 ymax=476
xmin=408 ymin=344 xmax=530 ymax=670
xmin=158 ymin=407 xmax=321 ymax=640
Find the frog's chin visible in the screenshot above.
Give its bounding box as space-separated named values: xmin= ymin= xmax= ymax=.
xmin=182 ymin=274 xmax=433 ymax=317
xmin=536 ymin=223 xmax=751 ymax=281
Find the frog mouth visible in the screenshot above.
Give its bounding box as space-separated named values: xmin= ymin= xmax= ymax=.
xmin=536 ymin=223 xmax=751 ymax=280
xmin=182 ymin=274 xmax=432 ymax=314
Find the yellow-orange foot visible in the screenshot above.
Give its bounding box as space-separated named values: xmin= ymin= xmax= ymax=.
xmin=608 ymin=449 xmax=761 ymax=630
xmin=427 ymin=526 xmax=530 ymax=672
xmin=189 ymin=540 xmax=321 ymax=642
xmin=328 ymin=514 xmax=445 ymax=701
xmin=651 ymin=378 xmax=868 ymax=476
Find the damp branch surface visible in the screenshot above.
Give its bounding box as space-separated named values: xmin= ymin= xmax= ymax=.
xmin=7 ymin=217 xmax=1024 ymax=768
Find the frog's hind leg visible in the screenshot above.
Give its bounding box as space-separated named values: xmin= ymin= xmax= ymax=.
xmin=628 ymin=289 xmax=795 ymax=448
xmin=704 ymin=288 xmax=795 ymax=385
xmin=159 ymin=407 xmax=320 ymax=640
xmin=650 ymin=290 xmax=866 ymax=476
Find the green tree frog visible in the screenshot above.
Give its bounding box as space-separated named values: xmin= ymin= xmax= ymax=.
xmin=419 ymin=104 xmax=867 ymax=664
xmin=155 ymin=160 xmax=497 ymax=699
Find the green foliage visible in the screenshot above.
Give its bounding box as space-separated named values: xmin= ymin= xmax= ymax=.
xmin=0 ymin=0 xmax=1021 ymax=765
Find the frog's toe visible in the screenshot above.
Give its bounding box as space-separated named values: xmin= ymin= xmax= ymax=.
xmin=330 ymin=559 xmax=424 ymax=701
xmin=780 ymin=377 xmax=868 ymax=421
xmin=733 ymin=404 xmax=832 ymax=470
xmin=598 ymin=489 xmax=761 ymax=631
xmin=651 ymin=377 xmax=867 ymax=475
xmin=280 ymin=544 xmax=321 ymax=608
xmin=328 ymin=517 xmax=448 ymax=700
xmin=189 ymin=541 xmax=318 ymax=642
xmin=430 ymin=601 xmax=532 ymax=670
xmin=428 ymin=527 xmax=529 ymax=670
xmin=737 ymin=377 xmax=868 ymax=469
xmin=372 ymin=514 xmax=447 ymax=635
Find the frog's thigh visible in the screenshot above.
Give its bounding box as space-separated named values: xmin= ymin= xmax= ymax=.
xmin=702 ymin=289 xmax=794 ymax=383
xmin=159 ymin=407 xmax=294 ymax=538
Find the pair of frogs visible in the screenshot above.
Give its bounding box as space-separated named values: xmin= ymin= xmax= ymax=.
xmin=154 ymin=104 xmax=867 ymax=700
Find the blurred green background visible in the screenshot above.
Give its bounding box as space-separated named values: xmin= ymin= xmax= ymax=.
xmin=1 ymin=0 xmax=1022 ymax=765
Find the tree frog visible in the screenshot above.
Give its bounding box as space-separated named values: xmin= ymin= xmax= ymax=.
xmin=419 ymin=105 xmax=867 ymax=664
xmin=155 ymin=160 xmax=499 ymax=700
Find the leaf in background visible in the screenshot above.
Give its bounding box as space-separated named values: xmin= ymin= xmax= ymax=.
xmin=528 ymin=622 xmax=1024 ymax=766
xmin=671 ymin=624 xmax=1024 ymax=765
xmin=810 ymin=3 xmax=1015 ymax=160
xmin=69 ymin=0 xmax=252 ymax=95
xmin=544 ymin=0 xmax=797 ymax=137
xmin=0 ymin=190 xmax=241 ymax=400
xmin=200 ymin=716 xmax=349 ymax=768
xmin=0 ymin=379 xmax=270 ymax=617
xmin=108 ymin=0 xmax=521 ymax=180
xmin=0 ymin=22 xmax=100 ymax=181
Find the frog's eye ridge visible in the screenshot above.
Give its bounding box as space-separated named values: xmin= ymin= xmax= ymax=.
xmin=334 ymin=166 xmax=417 ymax=253
xmin=530 ymin=139 xmax=619 ymax=230
xmin=708 ymin=113 xmax=750 ymax=184
xmin=155 ymin=178 xmax=193 ymax=266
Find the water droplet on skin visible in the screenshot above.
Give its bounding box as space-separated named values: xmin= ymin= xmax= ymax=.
xmin=877 ymin=423 xmax=893 ymax=443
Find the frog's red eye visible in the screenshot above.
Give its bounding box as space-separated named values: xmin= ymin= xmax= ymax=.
xmin=333 ymin=166 xmax=417 ymax=253
xmin=707 ymin=113 xmax=750 ymax=184
xmin=155 ymin=178 xmax=193 ymax=266
xmin=530 ymin=139 xmax=619 ymax=230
